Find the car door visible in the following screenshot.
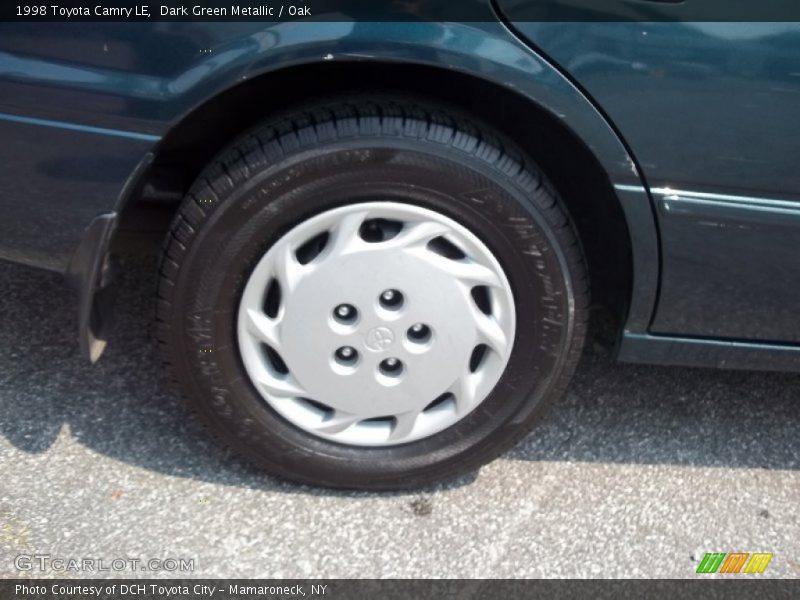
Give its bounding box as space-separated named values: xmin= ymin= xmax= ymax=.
xmin=496 ymin=1 xmax=800 ymax=343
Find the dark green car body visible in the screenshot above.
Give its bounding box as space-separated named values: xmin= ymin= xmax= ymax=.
xmin=1 ymin=0 xmax=799 ymax=370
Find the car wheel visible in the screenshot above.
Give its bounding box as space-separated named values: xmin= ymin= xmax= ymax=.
xmin=157 ymin=98 xmax=588 ymax=489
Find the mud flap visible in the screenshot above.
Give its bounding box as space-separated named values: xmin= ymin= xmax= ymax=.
xmin=67 ymin=213 xmax=117 ymax=362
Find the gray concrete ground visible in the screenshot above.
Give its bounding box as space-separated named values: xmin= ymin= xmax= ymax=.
xmin=1 ymin=256 xmax=798 ymax=579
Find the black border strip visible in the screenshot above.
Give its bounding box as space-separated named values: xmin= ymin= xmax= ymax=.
xmin=3 ymin=579 xmax=800 ymax=600
xmin=4 ymin=0 xmax=800 ymax=22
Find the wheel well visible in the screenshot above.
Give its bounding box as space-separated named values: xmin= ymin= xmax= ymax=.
xmin=116 ymin=61 xmax=632 ymax=326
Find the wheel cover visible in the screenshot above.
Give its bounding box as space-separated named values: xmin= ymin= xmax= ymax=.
xmin=236 ymin=202 xmax=516 ymax=446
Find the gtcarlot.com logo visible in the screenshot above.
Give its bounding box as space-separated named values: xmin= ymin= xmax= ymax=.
xmin=14 ymin=554 xmax=194 ymax=573
xmin=696 ymin=552 xmax=773 ymax=574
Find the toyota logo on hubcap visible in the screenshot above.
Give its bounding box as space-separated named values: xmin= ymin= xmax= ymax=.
xmin=364 ymin=327 xmax=395 ymax=352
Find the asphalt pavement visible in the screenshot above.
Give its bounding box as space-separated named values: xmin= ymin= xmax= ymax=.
xmin=1 ymin=255 xmax=799 ymax=578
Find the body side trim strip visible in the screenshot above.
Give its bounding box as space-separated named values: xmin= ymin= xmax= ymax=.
xmin=0 ymin=112 xmax=161 ymax=142
xmin=651 ymin=187 xmax=800 ymax=210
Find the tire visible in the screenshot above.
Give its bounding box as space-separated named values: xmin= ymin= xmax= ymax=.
xmin=157 ymin=97 xmax=588 ymax=490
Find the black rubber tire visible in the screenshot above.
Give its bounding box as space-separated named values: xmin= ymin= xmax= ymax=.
xmin=157 ymin=97 xmax=589 ymax=490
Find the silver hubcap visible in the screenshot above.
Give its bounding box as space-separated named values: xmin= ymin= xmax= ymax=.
xmin=237 ymin=202 xmax=515 ymax=446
